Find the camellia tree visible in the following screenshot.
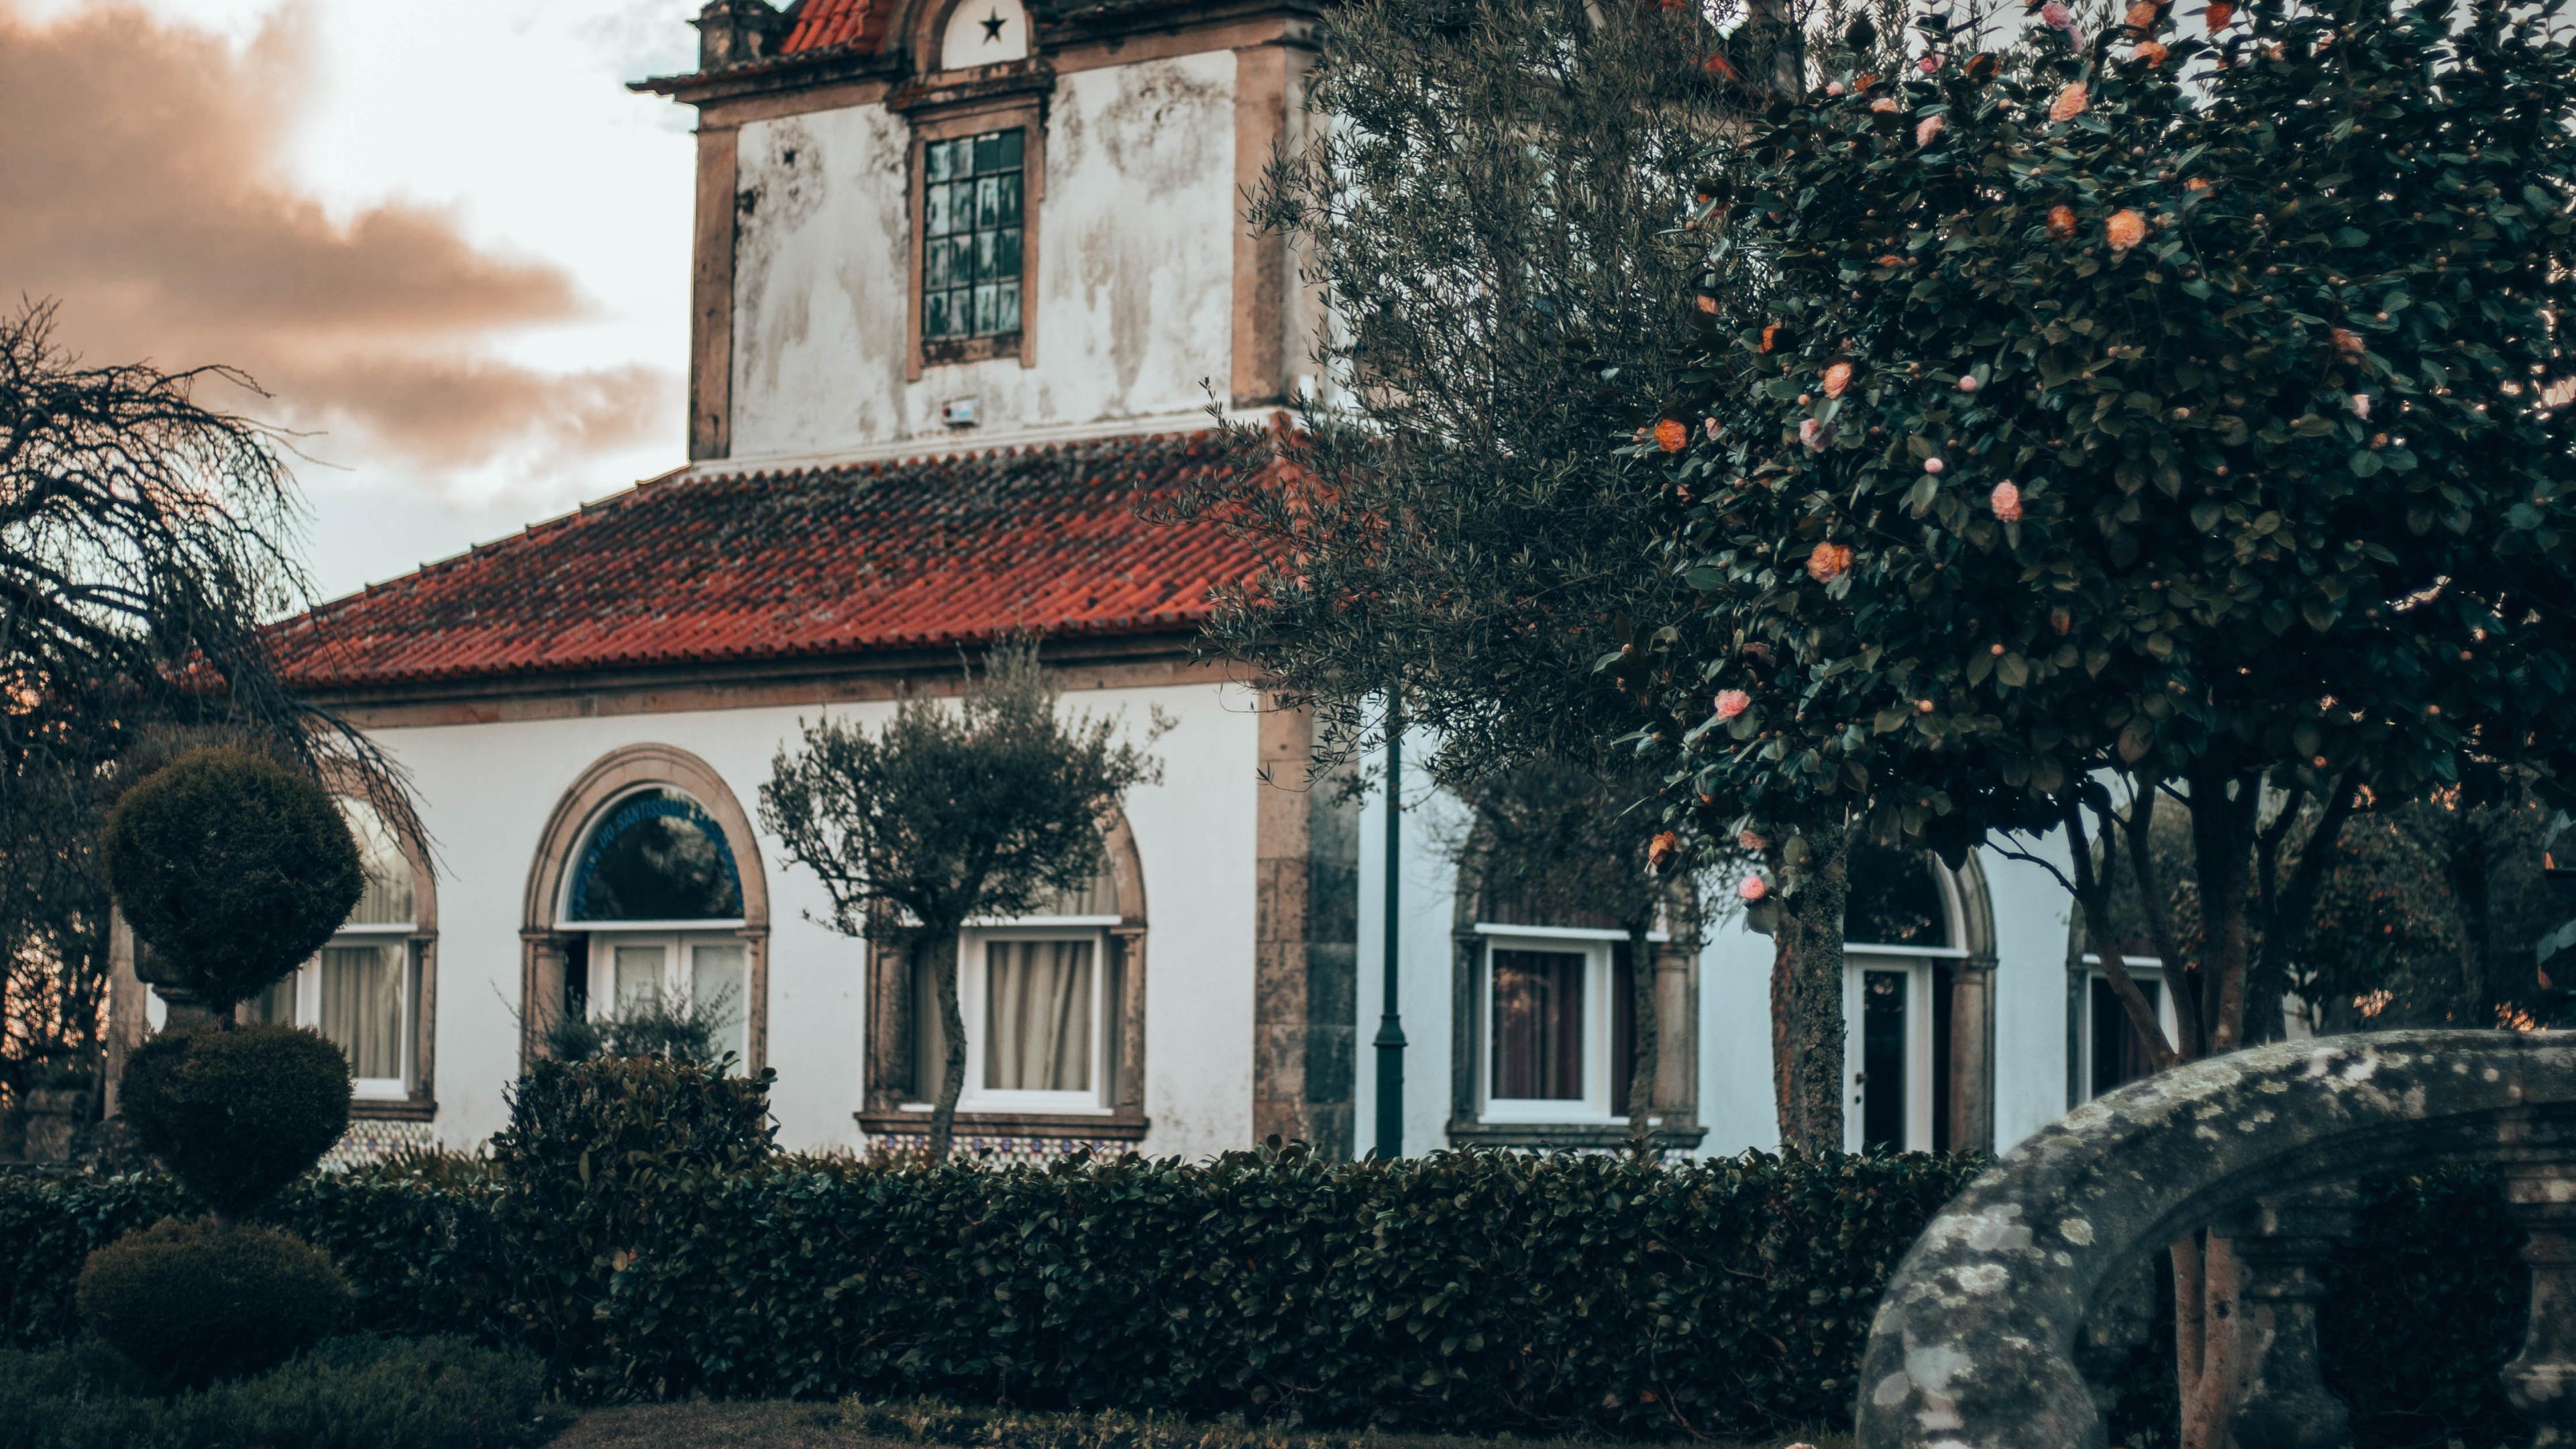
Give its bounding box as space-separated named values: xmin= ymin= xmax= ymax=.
xmin=1615 ymin=0 xmax=2576 ymax=1436
xmin=759 ymin=642 xmax=1164 ymax=1162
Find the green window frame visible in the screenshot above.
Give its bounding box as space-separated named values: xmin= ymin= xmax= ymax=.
xmin=921 ymin=129 xmax=1025 ymax=342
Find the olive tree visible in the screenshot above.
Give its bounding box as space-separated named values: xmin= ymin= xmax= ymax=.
xmin=759 ymin=643 xmax=1163 ymax=1161
xmin=1623 ymin=0 xmax=2576 ymax=1435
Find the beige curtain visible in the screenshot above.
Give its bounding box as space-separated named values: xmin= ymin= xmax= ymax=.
xmin=320 ymin=943 xmax=403 ymax=1081
xmin=983 ymin=938 xmax=1093 ymax=1091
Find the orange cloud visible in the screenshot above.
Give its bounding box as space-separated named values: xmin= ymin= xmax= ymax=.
xmin=0 ymin=1 xmax=674 ymax=481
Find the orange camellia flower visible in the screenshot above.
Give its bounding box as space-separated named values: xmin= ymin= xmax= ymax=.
xmin=2332 ymin=327 xmax=2367 ymax=357
xmin=1654 ymin=419 xmax=1688 ymax=452
xmin=2186 ymin=176 xmax=2210 ymax=190
xmin=2049 ymin=81 xmax=2089 ymax=122
xmin=2135 ymin=39 xmax=2168 ymax=64
xmin=2106 ymin=209 xmax=2147 ymax=250
xmin=1648 ymin=830 xmax=1682 ymax=871
xmin=2047 ymin=204 xmax=2079 ymax=239
xmin=1806 ymin=541 xmax=1854 ymax=583
xmin=1823 ymin=361 xmax=1854 ymax=397
xmin=1695 ymin=294 xmax=1719 ymax=314
xmin=1916 ymin=115 xmax=1945 ymax=148
xmin=2125 ymin=1 xmax=2158 ymax=28
xmin=2206 ymin=0 xmax=2234 ymax=28
xmin=1762 ymin=323 xmax=1783 ymax=352
xmin=1876 ymin=253 xmax=1904 ymax=267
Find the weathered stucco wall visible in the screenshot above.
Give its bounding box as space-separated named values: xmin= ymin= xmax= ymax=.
xmin=728 ymin=51 xmax=1238 ymax=460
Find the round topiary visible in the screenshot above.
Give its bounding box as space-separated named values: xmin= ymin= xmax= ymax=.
xmin=121 ymin=1023 xmax=351 ymax=1217
xmin=107 ymin=747 xmax=364 ymax=1013
xmin=76 ymin=1218 xmax=350 ymax=1386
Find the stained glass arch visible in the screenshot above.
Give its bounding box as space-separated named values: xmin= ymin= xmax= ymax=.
xmin=564 ymin=788 xmax=745 ymax=923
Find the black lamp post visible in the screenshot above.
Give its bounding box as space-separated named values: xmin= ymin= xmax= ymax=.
xmin=1373 ymin=704 xmax=1406 ymax=1159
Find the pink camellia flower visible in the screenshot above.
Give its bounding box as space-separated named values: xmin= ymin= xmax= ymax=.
xmin=1715 ymin=689 xmax=1752 ymax=719
xmin=2351 ymin=393 xmax=2372 ymax=420
xmin=1704 ymin=416 xmax=1722 ymax=441
xmin=1916 ymin=115 xmax=1945 ymax=148
xmin=1871 ymin=96 xmax=1902 ymax=113
xmin=1739 ymin=828 xmax=1770 ymax=851
xmin=1823 ymin=361 xmax=1854 ymax=397
xmin=2049 ymin=81 xmax=2089 ymax=121
xmin=1990 ymin=480 xmax=2024 ymax=521
xmin=1958 ymin=374 xmax=1979 ymax=392
xmin=1925 ymin=457 xmax=1945 ymax=474
xmin=1800 ymin=417 xmax=1828 ymax=451
xmin=1826 ymin=79 xmax=1847 ymax=95
xmin=2040 ymin=1 xmax=2073 ymax=28
xmin=1918 ymin=54 xmax=1943 ymax=73
xmin=1738 ymin=875 xmax=1770 ymax=902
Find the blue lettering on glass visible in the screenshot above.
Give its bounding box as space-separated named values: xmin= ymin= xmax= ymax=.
xmin=567 ymin=792 xmax=745 ymax=922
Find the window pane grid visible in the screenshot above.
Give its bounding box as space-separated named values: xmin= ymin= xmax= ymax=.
xmin=922 ymin=129 xmax=1024 ymax=341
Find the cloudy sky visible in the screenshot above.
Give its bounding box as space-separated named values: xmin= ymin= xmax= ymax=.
xmin=3 ymin=0 xmax=708 ymax=601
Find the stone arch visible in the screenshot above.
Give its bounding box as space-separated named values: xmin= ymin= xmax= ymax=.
xmin=519 ymin=744 xmax=771 ymax=1072
xmin=1939 ymin=849 xmax=2001 ymax=1153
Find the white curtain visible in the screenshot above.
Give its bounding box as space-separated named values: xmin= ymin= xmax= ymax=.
xmin=320 ymin=943 xmax=402 ymax=1081
xmin=983 ymin=938 xmax=1093 ymax=1091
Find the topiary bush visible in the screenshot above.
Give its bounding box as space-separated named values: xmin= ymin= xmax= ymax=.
xmin=74 ymin=1220 xmax=350 ymax=1387
xmin=106 ymin=746 xmax=362 ymax=1015
xmin=120 ymin=1023 xmax=350 ymax=1219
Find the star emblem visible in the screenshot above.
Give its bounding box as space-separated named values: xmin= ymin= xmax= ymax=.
xmin=980 ymin=9 xmax=1007 ymax=41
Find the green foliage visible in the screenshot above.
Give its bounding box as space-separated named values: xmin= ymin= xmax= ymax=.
xmin=0 ymin=1148 xmax=2540 ymax=1442
xmin=1159 ymin=0 xmax=1756 ymax=794
xmin=119 ymin=1022 xmax=352 ymax=1217
xmin=760 ymin=641 xmax=1165 ymax=941
xmin=1640 ymin=0 xmax=2576 ymax=846
xmin=106 ymin=747 xmax=364 ymax=1013
xmin=489 ymin=1054 xmax=775 ymax=1384
xmin=543 ymin=979 xmax=743 ymax=1068
xmin=74 ymin=1219 xmax=349 ymax=1386
xmin=0 ymin=1333 xmax=557 ymax=1449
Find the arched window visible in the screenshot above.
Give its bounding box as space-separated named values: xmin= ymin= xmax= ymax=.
xmin=559 ymin=787 xmax=750 ymax=1065
xmin=1842 ymin=844 xmax=1970 ymax=1155
xmin=245 ymin=798 xmax=430 ymax=1106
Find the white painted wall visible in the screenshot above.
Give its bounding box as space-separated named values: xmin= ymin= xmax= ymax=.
xmin=372 ymin=678 xmax=1259 ymax=1158
xmin=729 ymin=51 xmax=1240 ymax=461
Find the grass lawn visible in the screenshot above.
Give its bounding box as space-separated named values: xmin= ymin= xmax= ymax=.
xmin=547 ymin=1401 xmax=1852 ymax=1449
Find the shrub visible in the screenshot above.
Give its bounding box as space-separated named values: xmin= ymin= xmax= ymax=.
xmin=120 ymin=1022 xmax=351 ymax=1218
xmin=490 ymin=1055 xmax=773 ymax=1383
xmin=105 ymin=746 xmax=362 ymax=1014
xmin=74 ymin=1219 xmax=350 ymax=1386
xmin=0 ymin=1333 xmax=559 ymax=1449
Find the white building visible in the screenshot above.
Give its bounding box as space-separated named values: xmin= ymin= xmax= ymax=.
xmin=195 ymin=0 xmax=2152 ymax=1163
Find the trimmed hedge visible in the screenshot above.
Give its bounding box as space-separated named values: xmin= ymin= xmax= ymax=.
xmin=76 ymin=1218 xmax=350 ymax=1385
xmin=0 ymin=1333 xmax=559 ymax=1449
xmin=0 ymin=1148 xmax=2534 ymax=1443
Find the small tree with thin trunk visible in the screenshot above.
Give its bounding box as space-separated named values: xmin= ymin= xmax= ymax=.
xmin=759 ymin=642 xmax=1164 ymax=1162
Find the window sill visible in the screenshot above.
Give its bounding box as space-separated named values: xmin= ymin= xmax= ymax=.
xmin=351 ymin=1096 xmax=437 ymax=1124
xmin=920 ymin=333 xmax=1024 ymax=368
xmin=857 ymin=1109 xmax=1146 ymax=1140
xmin=1446 ymin=1119 xmax=1707 ymax=1151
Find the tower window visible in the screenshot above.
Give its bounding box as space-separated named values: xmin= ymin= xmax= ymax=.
xmin=922 ymin=129 xmax=1024 ymax=343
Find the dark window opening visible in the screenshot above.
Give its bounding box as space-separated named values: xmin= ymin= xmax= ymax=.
xmin=2090 ymin=977 xmax=2163 ymax=1098
xmin=1846 ymin=844 xmax=1948 ymax=947
xmin=1861 ymin=969 xmax=1909 ymax=1151
xmin=1492 ymin=949 xmax=1585 ymax=1100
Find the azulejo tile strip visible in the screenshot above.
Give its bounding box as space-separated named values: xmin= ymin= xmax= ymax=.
xmin=323 ymin=1117 xmax=438 ymax=1169
xmin=866 ymin=1131 xmax=1122 ymax=1166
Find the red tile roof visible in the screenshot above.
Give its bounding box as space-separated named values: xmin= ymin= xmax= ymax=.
xmin=271 ymin=433 xmax=1252 ymax=693
xmin=778 ymin=0 xmax=887 ymax=55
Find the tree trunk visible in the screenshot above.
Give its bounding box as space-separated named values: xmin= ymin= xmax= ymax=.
xmin=1779 ymin=823 xmax=1851 ymax=1152
xmin=1625 ymin=916 xmax=1659 ymax=1159
xmin=2179 ymin=1235 xmax=2247 ymax=1449
xmin=925 ymin=931 xmax=968 ymax=1163
xmin=1770 ymin=924 xmax=1795 ymax=1146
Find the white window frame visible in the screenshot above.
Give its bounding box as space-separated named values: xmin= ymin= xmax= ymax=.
xmin=1840 ymin=858 xmax=1968 ymax=1153
xmin=943 ymin=920 xmax=1116 ymax=1116
xmin=2076 ymin=956 xmax=2181 ymax=1104
xmin=572 ymin=927 xmax=753 ymax=1067
xmin=1477 ymin=929 xmax=1623 ymax=1126
xmin=264 ymin=925 xmax=415 ymax=1102
xmin=1843 ymin=947 xmax=1943 ymax=1152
